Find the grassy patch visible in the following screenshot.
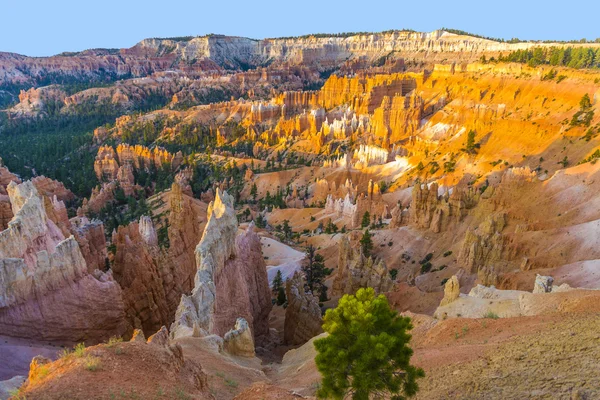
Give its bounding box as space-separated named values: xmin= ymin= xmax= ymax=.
xmin=84 ymin=356 xmax=101 ymax=372
xmin=483 ymin=311 xmax=500 ymax=319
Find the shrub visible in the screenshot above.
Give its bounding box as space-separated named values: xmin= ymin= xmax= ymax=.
xmin=483 ymin=311 xmax=500 ymax=319
xmin=74 ymin=342 xmax=86 ymax=357
xmin=106 ymin=336 xmax=123 ymax=347
xmin=420 ymin=262 xmax=432 ymax=274
xmin=84 ymin=356 xmax=101 ymax=372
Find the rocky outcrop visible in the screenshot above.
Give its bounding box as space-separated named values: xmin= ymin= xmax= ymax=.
xmin=332 ymin=234 xmax=393 ymax=296
xmin=111 ymin=217 xmax=170 ymax=336
xmin=389 ymin=201 xmax=408 ymax=228
xmin=170 ymin=190 xmax=271 ymax=340
xmin=223 ymin=318 xmax=255 ymax=357
xmin=93 ymin=144 xmax=180 ymax=192
xmin=78 ymin=182 xmax=116 ymax=216
xmin=533 ymin=275 xmax=554 ymax=293
xmin=70 ymin=216 xmax=107 ymax=273
xmin=0 ymin=181 xmax=126 ymax=342
xmin=284 ymin=272 xmax=323 ymax=345
xmin=458 ymin=213 xmax=507 ymax=281
xmin=440 ymin=275 xmax=460 ymax=306
xmin=31 ymin=176 xmax=74 ymax=202
xmin=433 ymin=284 xmax=523 ymax=319
xmin=410 ymin=183 xmax=473 ymax=233
xmin=0 ymin=197 xmax=12 ymax=232
xmin=166 ymin=181 xmax=205 ymax=297
xmin=2 ymin=30 xmax=590 ymax=89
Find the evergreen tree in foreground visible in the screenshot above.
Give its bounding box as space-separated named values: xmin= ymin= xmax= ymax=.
xmin=314 ymin=288 xmax=424 ymax=400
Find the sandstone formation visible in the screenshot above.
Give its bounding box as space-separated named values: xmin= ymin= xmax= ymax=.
xmin=171 ymin=190 xmax=272 ymax=340
xmin=0 ymin=159 xmax=20 ymax=230
xmin=111 ymin=217 xmax=170 ymax=335
xmin=166 ymin=181 xmax=206 ymax=296
xmin=458 ymin=212 xmax=507 ymax=282
xmin=31 ymin=176 xmax=74 ymax=202
xmin=410 ymin=183 xmax=473 ymax=233
xmin=439 ymin=275 xmax=461 ymax=306
xmin=6 ymin=30 xmax=592 ymax=88
xmin=110 ymin=183 xmax=207 ymax=338
xmin=332 ymin=234 xmax=393 ymax=296
xmin=284 ymin=272 xmax=323 ymax=345
xmin=17 ymin=327 xmax=210 ymax=400
xmin=70 ymin=216 xmax=108 ymax=273
xmin=533 ymin=275 xmax=554 ymax=293
xmin=223 ymin=318 xmax=255 ymax=357
xmin=0 ymin=181 xmax=126 ymax=342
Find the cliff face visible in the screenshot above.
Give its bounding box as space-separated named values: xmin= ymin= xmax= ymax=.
xmin=0 ymin=181 xmax=126 ymax=342
xmin=332 ymin=234 xmax=393 ymax=296
xmin=284 ymin=272 xmax=323 ymax=345
xmin=170 ymin=190 xmax=271 ymax=339
xmin=5 ymin=30 xmax=597 ymax=88
xmin=107 ymin=182 xmax=207 ymax=337
xmin=410 ymin=183 xmax=475 ymax=233
xmin=111 ymin=217 xmax=169 ymax=335
xmin=166 ymin=182 xmax=206 ymax=300
xmin=94 ymin=144 xmax=181 ymax=183
xmin=458 ymin=212 xmax=507 ymax=285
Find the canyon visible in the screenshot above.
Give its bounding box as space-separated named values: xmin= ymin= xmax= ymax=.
xmin=2 ymin=27 xmax=600 ymax=400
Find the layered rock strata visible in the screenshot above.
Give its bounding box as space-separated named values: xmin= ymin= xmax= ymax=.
xmin=170 ymin=190 xmax=271 ymax=340
xmin=284 ymin=272 xmax=323 ymax=345
xmin=332 ymin=234 xmax=393 ymax=296
xmin=0 ymin=181 xmax=126 ymax=341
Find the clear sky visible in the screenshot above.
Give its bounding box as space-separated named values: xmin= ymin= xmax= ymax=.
xmin=2 ymin=0 xmax=600 ymax=57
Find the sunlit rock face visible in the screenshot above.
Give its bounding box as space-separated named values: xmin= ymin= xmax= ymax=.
xmin=0 ymin=181 xmax=127 ymax=342
xmin=170 ymin=190 xmax=271 ymax=340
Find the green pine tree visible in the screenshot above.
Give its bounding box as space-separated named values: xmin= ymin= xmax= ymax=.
xmin=361 ymin=211 xmax=370 ymax=228
xmin=303 ymin=245 xmax=330 ymax=293
xmin=360 ymin=229 xmax=374 ymax=258
xmin=314 ymin=288 xmax=424 ymax=399
xmin=272 ymin=270 xmax=283 ymax=295
xmin=277 ymin=286 xmax=287 ymax=306
xmin=282 ymin=219 xmax=292 ymax=240
xmin=250 ymin=183 xmax=258 ymax=202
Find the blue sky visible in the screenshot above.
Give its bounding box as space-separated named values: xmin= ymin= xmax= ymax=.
xmin=2 ymin=0 xmax=600 ymax=56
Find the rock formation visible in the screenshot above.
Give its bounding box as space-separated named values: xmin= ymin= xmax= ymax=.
xmin=166 ymin=181 xmax=205 ymax=296
xmin=458 ymin=212 xmax=507 ymax=282
xmin=170 ymin=190 xmax=271 ymax=340
xmin=533 ymin=275 xmax=554 ymax=293
xmin=0 ymin=181 xmax=127 ymax=342
xmin=284 ymin=272 xmax=323 ymax=345
xmin=332 ymin=234 xmax=393 ymax=296
xmin=410 ymin=183 xmax=473 ymax=233
xmin=31 ymin=176 xmax=74 ymax=202
xmin=111 ymin=217 xmax=170 ymax=335
xmin=70 ymin=216 xmax=108 ymax=273
xmin=439 ymin=275 xmax=460 ymax=306
xmin=389 ymin=201 xmax=408 ymax=228
xmin=223 ymin=318 xmax=255 ymax=357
